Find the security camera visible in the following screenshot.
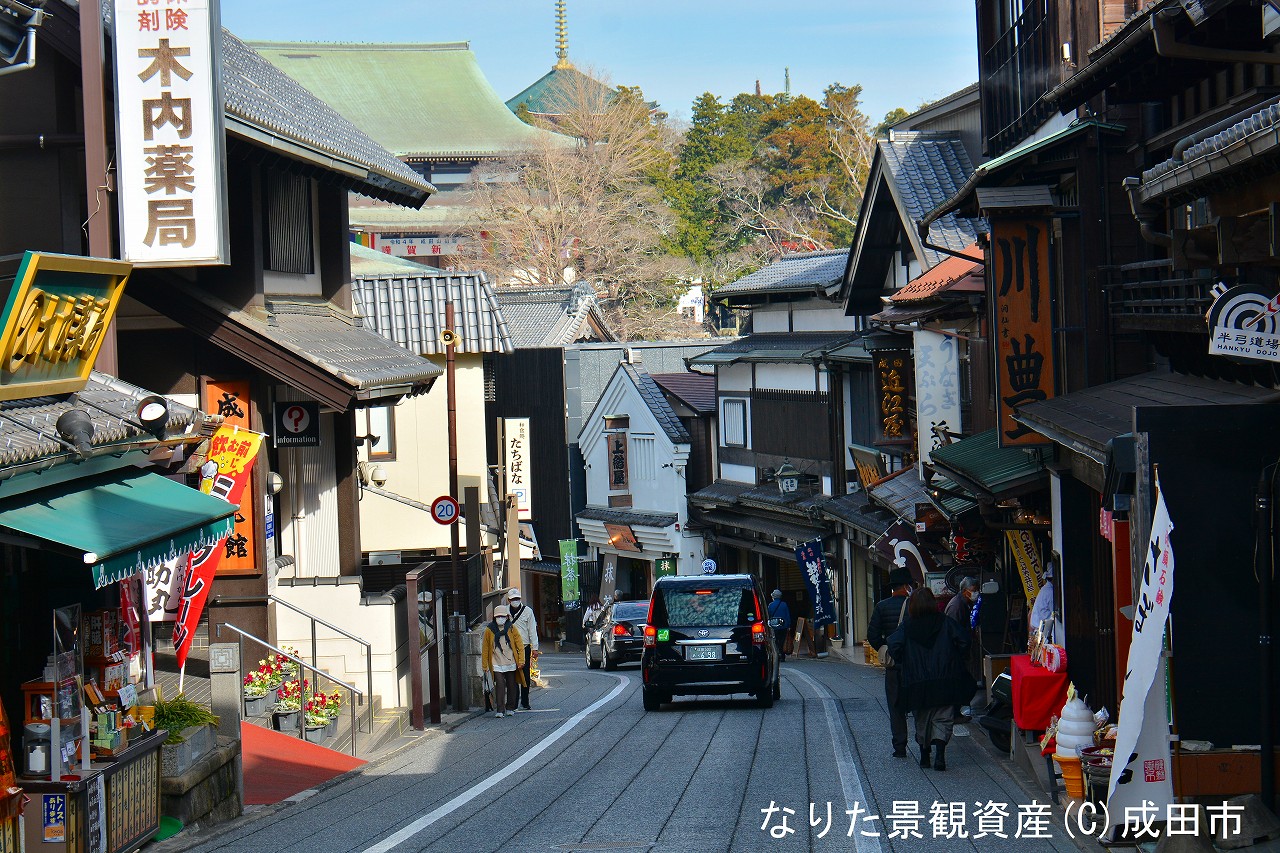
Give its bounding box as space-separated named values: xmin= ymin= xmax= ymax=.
xmin=370 ymin=464 xmax=388 ymax=488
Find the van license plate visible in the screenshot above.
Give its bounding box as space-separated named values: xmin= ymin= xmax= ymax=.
xmin=686 ymin=645 xmax=722 ymax=661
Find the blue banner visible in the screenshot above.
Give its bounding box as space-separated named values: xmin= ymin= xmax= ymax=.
xmin=795 ymin=539 xmax=835 ymax=630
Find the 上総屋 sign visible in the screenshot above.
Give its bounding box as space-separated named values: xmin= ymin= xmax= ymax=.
xmin=113 ymin=0 xmax=228 ymax=266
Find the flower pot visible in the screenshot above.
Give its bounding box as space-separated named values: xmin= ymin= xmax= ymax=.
xmin=272 ymin=710 xmax=299 ymax=732
xmin=324 ymin=717 xmax=337 ymax=739
xmin=243 ymin=694 xmax=268 ymax=716
xmin=304 ymin=725 xmax=326 ymax=743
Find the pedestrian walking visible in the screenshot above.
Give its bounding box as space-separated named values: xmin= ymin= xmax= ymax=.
xmin=866 ymin=567 xmax=914 ymax=758
xmin=944 ymin=576 xmax=983 ymax=720
xmin=507 ymin=588 xmax=539 ymax=711
xmin=582 ymin=596 xmax=603 ymax=628
xmin=481 ymin=604 xmax=525 ymax=718
xmin=888 ymin=587 xmax=973 ymax=771
xmin=767 ymin=590 xmax=792 ymax=662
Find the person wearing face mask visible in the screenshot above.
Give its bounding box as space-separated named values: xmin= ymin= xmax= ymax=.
xmin=944 ymin=577 xmax=982 ymax=721
xmin=481 ymin=604 xmax=525 ymax=718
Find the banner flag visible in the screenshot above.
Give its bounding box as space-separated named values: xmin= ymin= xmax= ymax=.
xmin=559 ymin=539 xmax=581 ymax=611
xmin=795 ymin=539 xmax=835 ymax=630
xmin=174 ymin=425 xmax=264 ymax=668
xmin=1107 ymin=476 xmax=1175 ymax=823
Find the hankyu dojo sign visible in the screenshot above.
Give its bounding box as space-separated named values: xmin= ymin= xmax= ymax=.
xmin=1206 ymin=283 xmax=1280 ymax=363
xmin=991 ymin=217 xmax=1054 ymax=446
xmin=873 ymin=349 xmax=913 ymax=446
xmin=794 ymin=539 xmax=835 ymax=630
xmin=0 ymin=252 xmax=129 ymax=401
xmin=913 ymin=329 xmax=962 ymax=464
xmin=376 ymin=235 xmax=463 ymax=258
xmin=113 ymin=0 xmax=228 ymax=266
xmin=503 ymin=417 xmax=532 ymax=520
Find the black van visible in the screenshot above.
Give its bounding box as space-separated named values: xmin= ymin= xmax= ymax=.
xmin=640 ymin=574 xmax=781 ymax=710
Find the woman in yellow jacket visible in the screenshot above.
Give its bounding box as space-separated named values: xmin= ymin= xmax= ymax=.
xmin=482 ymin=604 xmax=526 ymax=717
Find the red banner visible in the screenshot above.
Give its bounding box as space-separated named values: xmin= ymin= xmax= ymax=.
xmin=174 ymin=423 xmax=264 ymax=668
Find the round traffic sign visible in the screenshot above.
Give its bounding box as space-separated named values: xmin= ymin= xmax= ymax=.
xmin=701 ymin=558 xmax=717 ymax=575
xmin=430 ymin=495 xmax=460 ymax=525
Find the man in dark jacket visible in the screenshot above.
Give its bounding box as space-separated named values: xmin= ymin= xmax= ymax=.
xmin=944 ymin=577 xmax=982 ymax=720
xmin=867 ymin=568 xmax=914 ymax=757
xmin=767 ymin=590 xmax=792 ymax=662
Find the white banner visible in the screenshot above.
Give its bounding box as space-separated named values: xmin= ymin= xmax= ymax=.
xmin=1107 ymin=477 xmax=1175 ymax=822
xmin=504 ymin=417 xmax=532 ymax=520
xmin=376 ymin=235 xmax=463 ymax=258
xmin=143 ymin=555 xmax=187 ymax=623
xmin=913 ymin=330 xmax=962 ymax=465
xmin=114 ymin=0 xmax=228 ymax=265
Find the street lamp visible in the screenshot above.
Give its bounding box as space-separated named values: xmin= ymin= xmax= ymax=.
xmin=775 ymin=459 xmax=801 ymax=496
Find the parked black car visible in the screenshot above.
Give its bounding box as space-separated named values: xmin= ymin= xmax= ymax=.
xmin=640 ymin=574 xmax=780 ymax=711
xmin=584 ymin=600 xmax=648 ymax=670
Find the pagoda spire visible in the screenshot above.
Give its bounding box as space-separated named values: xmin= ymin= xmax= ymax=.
xmin=554 ymin=0 xmax=573 ymax=69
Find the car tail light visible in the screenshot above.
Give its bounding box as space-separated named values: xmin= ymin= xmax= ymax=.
xmin=644 ymin=625 xmax=657 ymax=648
xmin=752 ymin=622 xmax=766 ymax=644
xmin=612 ymin=624 xmax=628 ymax=637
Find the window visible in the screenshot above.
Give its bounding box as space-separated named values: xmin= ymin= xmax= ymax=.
xmin=722 ymin=399 xmax=747 ymax=447
xmin=362 ymin=405 xmax=396 ymax=461
xmin=630 ymin=435 xmax=656 ymax=481
xmin=264 ymin=171 xmax=314 ymax=274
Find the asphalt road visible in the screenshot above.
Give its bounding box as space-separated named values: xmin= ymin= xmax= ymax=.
xmin=179 ymin=654 xmax=1090 ymax=853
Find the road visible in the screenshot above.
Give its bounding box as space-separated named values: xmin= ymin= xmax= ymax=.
xmin=180 ymin=655 xmax=1089 ymax=852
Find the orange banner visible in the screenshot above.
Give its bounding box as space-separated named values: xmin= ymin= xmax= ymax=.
xmin=991 ymin=218 xmax=1054 ymax=446
xmin=202 ymin=380 xmax=259 ymax=573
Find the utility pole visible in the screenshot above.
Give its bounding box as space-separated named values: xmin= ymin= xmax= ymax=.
xmin=445 ymin=301 xmax=461 ymax=612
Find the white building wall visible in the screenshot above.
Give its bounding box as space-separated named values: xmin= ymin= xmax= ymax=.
xmin=717 ymin=362 xmax=752 ymax=392
xmin=752 ymin=305 xmax=790 ymax=332
xmin=754 ymin=362 xmax=817 ymax=392
xmin=720 ymin=462 xmax=755 ymax=483
xmin=792 ymin=305 xmax=854 ymax=331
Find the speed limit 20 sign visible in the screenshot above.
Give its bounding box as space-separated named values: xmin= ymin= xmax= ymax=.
xmin=431 ymin=495 xmax=460 ymax=525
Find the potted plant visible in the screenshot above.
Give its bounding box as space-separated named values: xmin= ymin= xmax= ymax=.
xmin=255 ymin=658 xmax=285 ymax=699
xmin=277 ymin=646 xmax=302 ymax=680
xmin=242 ymin=669 xmax=273 ymax=716
xmin=323 ymin=690 xmax=343 ymax=738
xmin=154 ymin=695 xmax=217 ymax=776
xmin=303 ymin=702 xmax=329 ymax=743
xmin=272 ymin=680 xmax=303 ymax=731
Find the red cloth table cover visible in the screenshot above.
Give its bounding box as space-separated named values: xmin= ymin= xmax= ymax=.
xmin=1010 ymin=653 xmax=1069 ymax=731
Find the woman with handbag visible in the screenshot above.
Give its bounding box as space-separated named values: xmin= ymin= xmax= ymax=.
xmin=888 ymin=587 xmax=973 ymax=771
xmin=481 ymin=604 xmax=526 ymax=718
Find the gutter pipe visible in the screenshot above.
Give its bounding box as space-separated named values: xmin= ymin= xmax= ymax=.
xmin=1122 ymin=177 xmax=1173 ymax=248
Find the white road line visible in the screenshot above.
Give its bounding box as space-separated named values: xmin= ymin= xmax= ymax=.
xmin=787 ymin=668 xmax=885 ymax=853
xmin=359 ymin=673 xmax=630 ymax=853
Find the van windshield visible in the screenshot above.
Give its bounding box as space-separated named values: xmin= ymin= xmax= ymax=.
xmin=658 ymin=587 xmax=756 ymax=628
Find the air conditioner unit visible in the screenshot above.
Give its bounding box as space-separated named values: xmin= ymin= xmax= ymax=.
xmin=368 ymin=551 xmax=402 ymax=566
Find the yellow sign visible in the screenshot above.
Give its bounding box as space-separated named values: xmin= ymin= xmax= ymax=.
xmin=0 ymin=252 xmax=129 ymax=401
xmin=1006 ymin=529 xmax=1044 ymax=607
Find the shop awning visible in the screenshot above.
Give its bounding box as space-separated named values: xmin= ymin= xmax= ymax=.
xmin=928 ymin=428 xmax=1049 ymax=500
xmin=866 ymin=467 xmax=976 ymax=522
xmin=0 ymin=468 xmax=237 ymax=589
xmin=699 ymin=509 xmax=828 ymax=545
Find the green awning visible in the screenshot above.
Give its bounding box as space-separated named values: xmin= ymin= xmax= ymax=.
xmin=928 ymin=428 xmax=1049 ymax=499
xmin=0 ymin=468 xmax=238 ymax=588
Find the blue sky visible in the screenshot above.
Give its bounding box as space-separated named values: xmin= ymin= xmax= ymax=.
xmin=220 ymin=1 xmax=978 ymax=125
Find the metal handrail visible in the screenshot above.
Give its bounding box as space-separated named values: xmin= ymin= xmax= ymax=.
xmin=212 ymin=593 xmax=375 ymax=736
xmin=216 ymin=622 xmax=364 ymax=757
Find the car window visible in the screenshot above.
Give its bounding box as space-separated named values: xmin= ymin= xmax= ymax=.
xmin=611 ymin=603 xmax=648 ymax=622
xmin=657 ymin=586 xmax=756 ymax=628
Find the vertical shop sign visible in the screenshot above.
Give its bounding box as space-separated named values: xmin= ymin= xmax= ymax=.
xmin=559 ymin=539 xmax=580 ymax=611
xmin=991 ymin=218 xmax=1054 ymax=447
xmin=1107 ymin=477 xmax=1175 ymax=823
xmin=174 ymin=423 xmax=264 ymax=667
xmin=873 ymin=349 xmax=913 ymax=446
xmin=608 ymin=431 xmax=629 ymax=490
xmin=113 ymin=0 xmax=228 ymax=265
xmin=794 ymin=540 xmax=835 ymax=629
xmin=913 ymin=329 xmax=962 ymax=464
xmin=1006 ymin=529 xmax=1045 ymax=608
xmin=202 ymin=380 xmax=257 ymax=573
xmin=503 ymin=417 xmax=532 ymax=520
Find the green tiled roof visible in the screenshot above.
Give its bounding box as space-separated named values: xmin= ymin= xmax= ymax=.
xmin=928 ymin=428 xmax=1048 ymax=499
xmin=250 ymin=42 xmax=568 ymax=160
xmin=506 ymin=66 xmax=614 ymax=115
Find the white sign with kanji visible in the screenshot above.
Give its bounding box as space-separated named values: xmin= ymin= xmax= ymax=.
xmin=376 ymin=235 xmax=463 ymax=258
xmin=113 ymin=0 xmax=228 ymax=266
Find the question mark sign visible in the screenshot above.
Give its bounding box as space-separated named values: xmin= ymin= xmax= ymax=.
xmin=287 ymin=406 xmax=305 ymax=432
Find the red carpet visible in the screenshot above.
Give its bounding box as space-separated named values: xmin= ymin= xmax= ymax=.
xmin=241 ymin=722 xmax=366 ymax=805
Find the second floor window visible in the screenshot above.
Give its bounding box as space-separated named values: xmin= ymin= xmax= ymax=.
xmin=722 ymin=398 xmax=747 ymax=447
xmin=264 ymin=171 xmax=314 ymax=274
xmin=362 ymin=405 xmax=395 ymax=461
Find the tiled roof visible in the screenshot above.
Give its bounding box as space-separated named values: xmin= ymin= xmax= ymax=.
xmin=1140 ymin=100 xmax=1280 ymax=202
xmin=698 ymin=509 xmax=829 ymax=544
xmin=506 ymin=66 xmax=615 ymax=115
xmin=348 ymin=204 xmax=474 ymax=235
xmin=492 ymin=282 xmax=614 ymax=348
xmin=820 ymin=492 xmax=895 ymax=536
xmin=867 ymin=467 xmax=976 ymax=522
xmin=713 ymin=250 xmax=849 ymax=299
xmin=621 ymin=363 xmax=691 ymax=444
xmin=651 ymin=372 xmax=716 ymax=414
xmin=880 ymin=132 xmax=980 ymax=267
xmin=687 ymin=332 xmax=857 ymax=366
xmin=928 ymin=428 xmax=1048 ymax=498
xmin=221 ymin=32 xmax=433 ymax=205
xmin=251 ymin=42 xmax=569 ymax=160
xmin=262 ymin=298 xmax=443 ymax=391
xmin=890 ymin=243 xmax=983 ymax=303
xmin=351 ymin=260 xmax=514 ymax=356
xmin=688 ymin=479 xmax=755 ymax=506
xmin=576 ymin=506 xmax=678 ymax=528
xmin=349 ymin=243 xmax=430 ymax=276
xmin=0 ymin=373 xmax=205 ymax=469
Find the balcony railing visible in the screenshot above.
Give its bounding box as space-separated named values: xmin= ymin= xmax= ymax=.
xmin=1100 ymin=259 xmax=1213 ymax=332
xmin=982 ymin=0 xmax=1057 ymax=154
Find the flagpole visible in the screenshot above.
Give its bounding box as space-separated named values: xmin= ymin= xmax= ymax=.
xmin=178 ymin=662 xmax=185 ymax=694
